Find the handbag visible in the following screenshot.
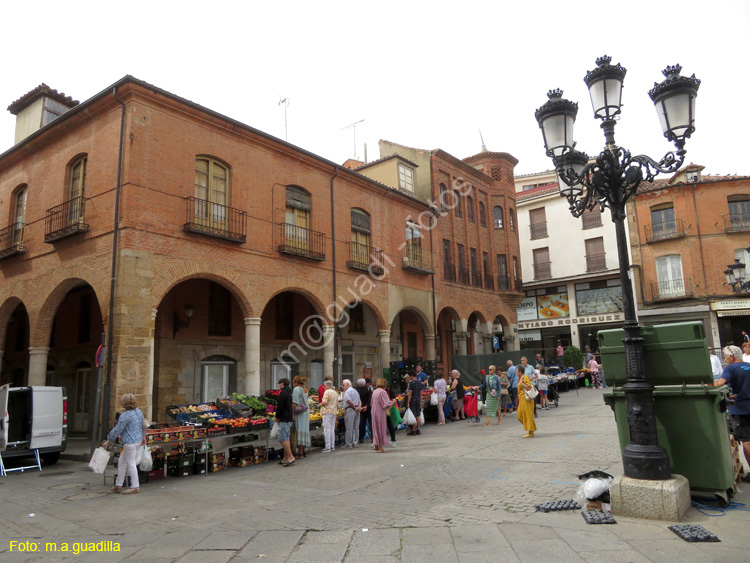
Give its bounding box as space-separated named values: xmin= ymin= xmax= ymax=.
xmin=294 ymin=401 xmax=308 ymax=414
xmin=88 ymin=447 xmax=110 ymax=474
xmin=524 ymin=386 xmax=539 ymax=401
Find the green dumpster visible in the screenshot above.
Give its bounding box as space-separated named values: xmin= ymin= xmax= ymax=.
xmin=603 ymin=385 xmax=734 ymax=494
xmin=599 ymin=322 xmax=712 ymax=387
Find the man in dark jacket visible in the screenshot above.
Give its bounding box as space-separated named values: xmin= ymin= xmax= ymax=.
xmin=275 ymin=378 xmax=296 ymax=466
xmin=358 ymin=378 xmax=372 ymax=442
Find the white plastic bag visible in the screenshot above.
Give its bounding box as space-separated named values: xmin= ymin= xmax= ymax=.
xmin=430 ymin=393 xmax=438 ymax=406
xmin=402 ymin=408 xmax=417 ymax=426
xmin=88 ymin=447 xmax=110 ymax=474
xmin=576 ymin=477 xmax=612 ymax=502
xmin=419 ymin=411 xmax=425 ymax=425
xmin=269 ymin=421 xmax=280 ymax=440
xmin=139 ymin=446 xmax=153 ymax=472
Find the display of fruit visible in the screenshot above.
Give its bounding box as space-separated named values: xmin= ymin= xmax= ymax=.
xmin=309 ymin=413 xmax=322 ymax=421
xmin=170 ymin=403 xmax=217 ymax=414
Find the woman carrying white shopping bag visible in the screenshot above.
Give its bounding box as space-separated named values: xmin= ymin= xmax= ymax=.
xmin=102 ymin=393 xmax=146 ymax=495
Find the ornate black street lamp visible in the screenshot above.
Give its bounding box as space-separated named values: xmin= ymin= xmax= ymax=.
xmin=725 ymin=248 xmax=750 ymax=293
xmin=535 ymin=56 xmax=700 ymax=480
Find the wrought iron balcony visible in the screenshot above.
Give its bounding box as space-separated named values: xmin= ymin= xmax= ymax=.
xmin=471 ymin=270 xmax=483 ymax=288
xmin=497 ymin=275 xmax=510 ymax=291
xmin=651 ymin=277 xmax=694 ymax=300
xmin=581 ymin=211 xmax=603 ymax=229
xmin=645 ymin=218 xmax=686 ymax=243
xmin=443 ymin=263 xmax=457 ymax=282
xmin=724 ymin=213 xmax=750 ymax=233
xmin=347 ymin=241 xmax=385 ymax=275
xmin=0 ymin=224 xmax=26 ymax=260
xmin=586 ymin=252 xmax=607 ymax=272
xmin=458 ymin=266 xmax=470 ymax=284
xmin=529 ymin=221 xmax=548 ymax=240
xmin=45 ymin=196 xmax=89 ymax=243
xmin=184 ymin=197 xmax=247 ymax=243
xmin=484 ymin=274 xmax=495 ymax=290
xmin=402 ymin=243 xmax=435 ymax=274
xmin=533 ymin=261 xmax=552 ymax=279
xmin=278 ymin=223 xmax=326 ymax=261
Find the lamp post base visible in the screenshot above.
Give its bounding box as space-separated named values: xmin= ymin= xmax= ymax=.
xmin=610 ymin=473 xmax=691 ymax=521
xmin=622 ymin=443 xmax=672 ymax=481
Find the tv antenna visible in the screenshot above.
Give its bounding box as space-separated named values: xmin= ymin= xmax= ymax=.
xmin=279 ymin=97 xmax=290 ymax=141
xmin=341 ymin=119 xmax=364 ymax=159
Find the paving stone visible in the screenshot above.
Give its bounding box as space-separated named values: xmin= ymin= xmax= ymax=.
xmin=401 ymin=543 xmax=459 ymax=563
xmin=192 ymin=530 xmax=254 ymax=551
xmin=511 ymin=539 xmax=585 ymax=562
xmin=629 ymin=538 xmax=708 ymax=562
xmin=449 ymin=524 xmax=511 ymax=552
xmin=402 ymin=527 xmax=453 ymax=545
xmin=556 ymin=528 xmax=630 ymax=552
xmin=176 ymin=551 xmax=235 ymax=563
xmin=347 ymin=528 xmax=400 ymax=556
xmin=238 ymin=530 xmax=304 ymax=557
xmin=302 ymin=530 xmax=354 ymax=544
xmin=287 ymin=542 xmax=349 ymax=562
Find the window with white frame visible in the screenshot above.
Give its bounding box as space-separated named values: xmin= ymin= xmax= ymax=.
xmin=735 ymin=248 xmax=750 ymax=283
xmin=398 ymin=163 xmax=415 ymax=191
xmin=655 ymin=255 xmax=685 ymax=297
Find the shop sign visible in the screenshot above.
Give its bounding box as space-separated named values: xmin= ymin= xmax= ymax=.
xmin=712 ymin=299 xmax=750 ymax=311
xmin=576 ymin=285 xmax=623 ymax=315
xmin=519 ymin=329 xmax=542 ymax=342
xmin=537 ymin=293 xmax=570 ymax=319
xmin=518 ymin=312 xmax=624 ymax=330
xmin=517 ymin=296 xmax=538 ymax=321
xmin=717 ymin=310 xmax=750 ymax=317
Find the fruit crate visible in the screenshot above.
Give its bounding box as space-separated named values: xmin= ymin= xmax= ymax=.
xmin=217 ymin=397 xmax=254 ymax=417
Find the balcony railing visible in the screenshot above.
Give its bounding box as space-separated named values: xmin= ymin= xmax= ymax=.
xmin=645 ymin=218 xmax=686 ymax=243
xmin=402 ymin=244 xmax=435 ymax=274
xmin=347 ymin=241 xmax=384 ymax=275
xmin=0 ymin=224 xmax=26 ymax=260
xmin=458 ymin=266 xmax=470 ymax=284
xmin=278 ymin=223 xmax=326 ymax=261
xmin=533 ymin=261 xmax=551 ymax=279
xmin=529 ymin=221 xmax=548 ymax=240
xmin=484 ymin=274 xmax=495 ymax=290
xmin=497 ymin=275 xmax=510 ymax=291
xmin=586 ymin=252 xmax=607 ymax=272
xmin=581 ymin=211 xmax=603 ymax=229
xmin=443 ymin=263 xmax=457 ymax=282
xmin=184 ymin=197 xmax=247 ymax=243
xmin=651 ymin=277 xmax=694 ymax=300
xmin=471 ymin=270 xmax=483 ymax=288
xmin=724 ymin=213 xmax=750 ymax=233
xmin=45 ymin=196 xmax=89 ymax=243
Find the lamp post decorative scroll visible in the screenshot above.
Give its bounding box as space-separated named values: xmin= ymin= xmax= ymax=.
xmin=535 ymin=56 xmax=700 ymax=481
xmin=725 ymin=248 xmax=750 ymax=293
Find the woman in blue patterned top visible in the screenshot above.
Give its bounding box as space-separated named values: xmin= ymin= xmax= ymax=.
xmin=103 ymin=393 xmax=145 ymax=494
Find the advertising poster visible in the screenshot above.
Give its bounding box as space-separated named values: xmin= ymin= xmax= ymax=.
xmin=516 ymin=296 xmax=538 ymax=321
xmin=537 ymin=293 xmax=570 ymax=319
xmin=576 ymin=286 xmax=623 ymax=315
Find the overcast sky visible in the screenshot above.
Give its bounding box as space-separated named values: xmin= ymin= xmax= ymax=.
xmin=1 ymin=0 xmax=747 ymax=177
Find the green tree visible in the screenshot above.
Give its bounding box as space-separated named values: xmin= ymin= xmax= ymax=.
xmin=562 ymin=345 xmax=584 ymax=369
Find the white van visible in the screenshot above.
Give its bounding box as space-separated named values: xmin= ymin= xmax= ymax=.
xmin=0 ymin=385 xmax=68 ymax=465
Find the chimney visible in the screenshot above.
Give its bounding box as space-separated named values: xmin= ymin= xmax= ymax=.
xmin=7 ymin=84 xmax=79 ymax=144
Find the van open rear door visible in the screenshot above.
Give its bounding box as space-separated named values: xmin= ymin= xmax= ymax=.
xmin=29 ymin=387 xmax=63 ymax=449
xmin=0 ymin=384 xmax=8 ymax=452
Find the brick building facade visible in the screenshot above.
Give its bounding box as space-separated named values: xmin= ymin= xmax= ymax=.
xmin=627 ymin=164 xmax=750 ymax=348
xmin=0 ymin=77 xmax=521 ymax=437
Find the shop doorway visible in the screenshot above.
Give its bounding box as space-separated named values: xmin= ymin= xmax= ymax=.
xmin=201 ymin=356 xmax=236 ymax=402
xmin=71 ymin=363 xmax=92 ymax=433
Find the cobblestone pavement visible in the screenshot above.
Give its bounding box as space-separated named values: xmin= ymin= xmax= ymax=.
xmin=1 ymin=388 xmax=748 ymax=561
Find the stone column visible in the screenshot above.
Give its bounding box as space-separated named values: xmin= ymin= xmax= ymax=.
xmin=425 ymin=334 xmax=436 ymax=362
xmin=244 ymin=318 xmax=261 ymax=396
xmin=378 ymin=330 xmax=391 ymax=377
xmin=146 ymin=309 xmax=158 ymax=420
xmin=323 ymin=325 xmax=335 ymax=382
xmin=28 ymin=347 xmax=50 ymax=386
xmin=457 ymin=334 xmax=468 ymax=356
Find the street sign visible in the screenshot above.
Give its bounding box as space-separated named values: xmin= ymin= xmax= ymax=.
xmin=95 ymin=345 xmax=105 ymax=368
xmin=492 ymin=336 xmax=500 ymax=350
